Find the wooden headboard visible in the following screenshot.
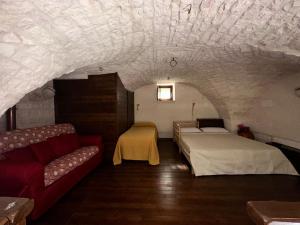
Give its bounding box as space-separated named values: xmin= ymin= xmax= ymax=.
xmin=197 ymin=118 xmax=224 ymax=128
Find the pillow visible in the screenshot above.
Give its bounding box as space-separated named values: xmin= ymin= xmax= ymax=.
xmin=180 ymin=127 xmax=202 ymax=133
xmin=201 ymin=127 xmax=229 ymax=133
xmin=30 ymin=141 xmax=56 ymax=165
xmin=47 ymin=134 xmax=80 ymax=157
xmin=3 ymin=146 xmax=36 ymax=162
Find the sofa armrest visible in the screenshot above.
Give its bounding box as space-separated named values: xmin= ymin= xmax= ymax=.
xmin=78 ymin=135 xmax=103 ymax=150
xmin=0 ymin=160 xmax=44 ymax=197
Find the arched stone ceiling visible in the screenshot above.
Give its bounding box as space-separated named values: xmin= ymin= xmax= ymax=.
xmin=1 ymin=0 xmax=300 ymax=128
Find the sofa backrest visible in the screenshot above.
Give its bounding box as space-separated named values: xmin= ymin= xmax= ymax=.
xmin=0 ymin=124 xmax=75 ymax=154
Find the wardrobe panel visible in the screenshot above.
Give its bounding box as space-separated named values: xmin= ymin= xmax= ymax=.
xmin=54 ymin=73 xmax=133 ymax=160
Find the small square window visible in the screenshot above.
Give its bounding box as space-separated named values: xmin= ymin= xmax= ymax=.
xmin=157 ymin=84 xmax=175 ymax=101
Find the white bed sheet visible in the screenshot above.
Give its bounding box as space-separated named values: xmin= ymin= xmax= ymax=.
xmin=180 ymin=132 xmax=298 ymax=176
xmin=180 ymin=127 xmax=202 ymax=133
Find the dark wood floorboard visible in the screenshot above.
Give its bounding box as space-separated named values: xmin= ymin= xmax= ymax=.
xmin=31 ymin=140 xmax=300 ymax=225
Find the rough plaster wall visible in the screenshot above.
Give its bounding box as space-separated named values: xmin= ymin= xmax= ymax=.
xmin=246 ymin=73 xmax=300 ymax=144
xmin=0 ymin=114 xmax=6 ymax=133
xmin=0 ymin=0 xmax=300 ymax=134
xmin=16 ymin=81 xmax=55 ymax=129
xmin=135 ymin=83 xmax=219 ymax=137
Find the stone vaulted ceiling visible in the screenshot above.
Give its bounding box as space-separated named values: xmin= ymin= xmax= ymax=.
xmin=0 ymin=0 xmax=300 ymax=127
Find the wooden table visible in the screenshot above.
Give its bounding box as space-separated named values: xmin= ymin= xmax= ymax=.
xmin=247 ymin=201 xmax=300 ymax=225
xmin=0 ymin=217 xmax=9 ymax=225
xmin=0 ymin=197 xmax=34 ymax=225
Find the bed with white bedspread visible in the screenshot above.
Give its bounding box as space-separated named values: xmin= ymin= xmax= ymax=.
xmin=179 ymin=119 xmax=298 ymax=176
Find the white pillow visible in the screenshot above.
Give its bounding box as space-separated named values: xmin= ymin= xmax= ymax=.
xmin=201 ymin=127 xmax=229 ymax=133
xmin=180 ymin=127 xmax=202 ymax=133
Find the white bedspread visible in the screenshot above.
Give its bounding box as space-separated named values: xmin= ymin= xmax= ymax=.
xmin=180 ymin=133 xmax=298 ymax=176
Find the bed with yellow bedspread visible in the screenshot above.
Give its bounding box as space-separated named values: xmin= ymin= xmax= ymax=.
xmin=113 ymin=122 xmax=160 ymax=165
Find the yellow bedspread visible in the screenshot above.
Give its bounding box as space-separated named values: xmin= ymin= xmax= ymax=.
xmin=113 ymin=122 xmax=160 ymax=165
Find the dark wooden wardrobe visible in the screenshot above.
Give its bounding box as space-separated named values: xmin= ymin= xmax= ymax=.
xmin=54 ymin=73 xmax=134 ymax=159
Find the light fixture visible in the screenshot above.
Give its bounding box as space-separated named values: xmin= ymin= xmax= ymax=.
xmin=192 ymin=102 xmax=196 ymax=120
xmin=295 ymin=87 xmax=300 ymax=98
xmin=169 ymin=57 xmax=177 ymax=67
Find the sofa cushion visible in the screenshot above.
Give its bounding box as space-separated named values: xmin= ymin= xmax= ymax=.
xmin=30 ymin=141 xmax=56 ymax=165
xmin=44 ymin=146 xmax=99 ymax=186
xmin=0 ymin=124 xmax=75 ymax=154
xmin=3 ymin=146 xmax=36 ymax=162
xmin=47 ymin=134 xmax=80 ymax=157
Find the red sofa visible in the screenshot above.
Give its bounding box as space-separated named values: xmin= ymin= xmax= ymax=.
xmin=0 ymin=124 xmax=103 ymax=219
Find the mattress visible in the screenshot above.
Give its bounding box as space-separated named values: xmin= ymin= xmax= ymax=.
xmin=180 ymin=132 xmax=298 ymax=176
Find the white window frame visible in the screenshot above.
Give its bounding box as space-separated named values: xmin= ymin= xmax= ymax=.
xmin=157 ymin=83 xmax=175 ymax=102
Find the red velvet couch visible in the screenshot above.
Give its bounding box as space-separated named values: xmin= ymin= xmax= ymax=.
xmin=0 ymin=124 xmax=103 ymax=219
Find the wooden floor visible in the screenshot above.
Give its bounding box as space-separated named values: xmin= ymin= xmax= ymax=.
xmin=31 ymin=140 xmax=300 ymax=225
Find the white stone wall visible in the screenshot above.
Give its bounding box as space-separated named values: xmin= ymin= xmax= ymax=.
xmin=0 ymin=81 xmax=55 ymax=131
xmin=16 ymin=81 xmax=55 ymax=129
xmin=0 ymin=114 xmax=6 ymax=133
xmin=246 ymin=73 xmax=300 ymax=146
xmin=0 ymin=0 xmax=300 ymax=140
xmin=135 ymin=83 xmax=219 ymax=137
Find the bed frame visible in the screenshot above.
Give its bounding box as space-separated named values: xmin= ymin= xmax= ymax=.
xmin=197 ymin=118 xmax=224 ymax=129
xmin=179 ymin=118 xmax=225 ymax=174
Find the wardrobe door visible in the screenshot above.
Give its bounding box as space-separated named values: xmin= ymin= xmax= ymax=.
xmin=116 ymin=75 xmax=128 ymax=136
xmin=54 ymin=73 xmax=132 ymax=160
xmin=54 ymin=76 xmax=117 ymax=141
xmin=127 ymin=91 xmax=134 ymax=128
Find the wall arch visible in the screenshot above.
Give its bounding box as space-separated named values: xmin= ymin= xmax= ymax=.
xmin=134 ymin=83 xmax=219 ymax=137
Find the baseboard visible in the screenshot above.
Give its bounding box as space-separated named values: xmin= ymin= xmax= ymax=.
xmin=158 ymin=132 xmax=172 ymax=138
xmin=158 ymin=138 xmax=173 ymax=141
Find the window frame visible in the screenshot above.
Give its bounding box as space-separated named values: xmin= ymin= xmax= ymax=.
xmin=157 ymin=85 xmax=174 ymax=102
